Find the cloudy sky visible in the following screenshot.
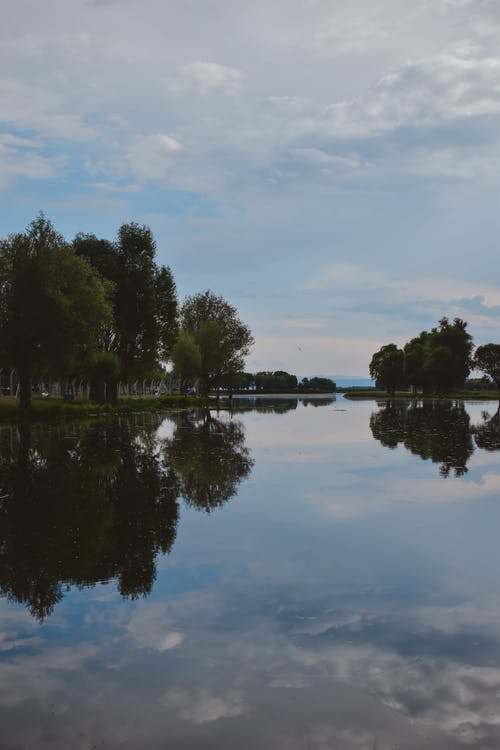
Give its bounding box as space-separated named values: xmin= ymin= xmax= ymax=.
xmin=1 ymin=0 xmax=498 ymax=377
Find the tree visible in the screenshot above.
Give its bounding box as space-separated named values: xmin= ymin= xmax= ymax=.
xmin=473 ymin=344 xmax=500 ymax=394
xmin=426 ymin=345 xmax=453 ymax=395
xmin=369 ymin=344 xmax=405 ymax=395
xmin=175 ymin=290 xmax=254 ymax=395
xmin=0 ymin=215 xmax=113 ymax=409
xmin=429 ymin=317 xmax=473 ymax=391
xmin=86 ymin=351 xmax=121 ymax=404
xmin=404 ymin=336 xmax=429 ymax=394
xmin=376 ymin=318 xmax=474 ymax=396
xmin=170 ymin=330 xmax=202 ymax=388
xmin=74 ymin=223 xmax=178 ymax=382
xmin=300 ymin=376 xmax=336 ymax=392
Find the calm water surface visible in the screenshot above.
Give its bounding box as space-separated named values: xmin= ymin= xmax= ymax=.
xmin=0 ymin=397 xmax=499 ymax=749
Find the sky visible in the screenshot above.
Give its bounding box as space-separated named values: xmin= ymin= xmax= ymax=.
xmin=0 ymin=0 xmax=499 ymax=377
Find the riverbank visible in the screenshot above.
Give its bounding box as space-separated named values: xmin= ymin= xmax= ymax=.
xmin=343 ymin=389 xmax=499 ymax=400
xmin=0 ymin=394 xmax=208 ymax=422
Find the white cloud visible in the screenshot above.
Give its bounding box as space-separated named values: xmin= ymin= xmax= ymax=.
xmin=177 ymin=61 xmax=243 ymax=93
xmin=126 ymin=132 xmax=183 ymax=182
xmin=0 ymin=0 xmax=498 ymax=373
xmin=0 ymin=140 xmax=62 ymax=188
xmin=290 ymin=41 xmax=500 ymax=143
xmin=0 ymin=77 xmax=95 ymax=140
xmin=312 ymin=18 xmax=388 ymax=56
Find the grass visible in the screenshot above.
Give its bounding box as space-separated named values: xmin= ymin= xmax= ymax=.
xmin=0 ymin=394 xmax=208 ymax=422
xmin=343 ymin=389 xmax=499 ymax=400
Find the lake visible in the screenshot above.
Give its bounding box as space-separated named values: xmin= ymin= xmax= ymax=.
xmin=1 ymin=396 xmax=499 ymax=749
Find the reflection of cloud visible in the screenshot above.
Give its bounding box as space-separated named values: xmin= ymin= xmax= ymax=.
xmin=2 ymin=582 xmax=500 ymax=747
xmin=0 ymin=642 xmax=101 ymax=708
xmin=126 ymin=591 xmax=223 ymax=651
xmin=159 ymin=632 xmax=184 ymax=651
xmin=305 ymin=469 xmax=500 ymax=520
xmin=127 ymin=602 xmax=185 ymax=652
xmin=160 ymin=687 xmax=245 ymax=723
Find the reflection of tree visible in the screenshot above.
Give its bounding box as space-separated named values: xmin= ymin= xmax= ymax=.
xmin=302 ymin=397 xmax=336 ymax=408
xmin=370 ymin=400 xmax=475 ymax=477
xmin=0 ymin=418 xmax=179 ymax=620
xmin=230 ymin=397 xmax=299 ymax=414
xmin=472 ymin=405 xmax=500 ymax=451
xmin=164 ymin=410 xmax=254 ymax=512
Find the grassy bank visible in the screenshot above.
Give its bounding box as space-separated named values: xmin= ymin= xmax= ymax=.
xmin=343 ymin=389 xmax=499 ymax=400
xmin=0 ymin=394 xmax=208 ymax=422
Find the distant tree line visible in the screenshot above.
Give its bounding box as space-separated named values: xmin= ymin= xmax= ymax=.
xmin=369 ymin=317 xmax=500 ymax=396
xmin=234 ymin=372 xmax=336 ymax=392
xmin=0 ymin=214 xmax=254 ymax=408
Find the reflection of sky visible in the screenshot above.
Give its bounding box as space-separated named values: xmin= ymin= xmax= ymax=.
xmin=1 ymin=399 xmax=500 ymax=748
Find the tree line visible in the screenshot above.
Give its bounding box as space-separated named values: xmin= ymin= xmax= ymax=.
xmin=369 ymin=317 xmax=500 ymax=396
xmin=236 ymin=372 xmax=336 ymax=392
xmin=0 ymin=214 xmax=254 ymax=408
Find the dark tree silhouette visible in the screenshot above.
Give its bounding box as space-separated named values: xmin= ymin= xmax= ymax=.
xmin=164 ymin=410 xmax=254 ymax=512
xmin=471 ymin=405 xmax=500 ymax=452
xmin=0 ymin=417 xmax=179 ymax=620
xmin=370 ymin=400 xmax=475 ymax=477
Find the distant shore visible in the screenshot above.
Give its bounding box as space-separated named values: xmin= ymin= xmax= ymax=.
xmin=343 ymin=389 xmax=499 ymax=400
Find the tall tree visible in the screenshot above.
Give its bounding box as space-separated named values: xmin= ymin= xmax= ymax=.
xmin=175 ymin=290 xmax=254 ymax=395
xmin=473 ymin=344 xmax=500 ymax=394
xmin=0 ymin=215 xmax=113 ymax=409
xmin=429 ymin=317 xmax=473 ymax=391
xmin=374 ymin=318 xmax=474 ymax=396
xmin=74 ymin=223 xmax=178 ymax=382
xmin=369 ymin=343 xmax=405 ymax=395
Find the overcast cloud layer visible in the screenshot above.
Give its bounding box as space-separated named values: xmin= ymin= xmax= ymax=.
xmin=1 ymin=0 xmax=499 ymax=375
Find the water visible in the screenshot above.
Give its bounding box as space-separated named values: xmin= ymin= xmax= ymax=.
xmin=0 ymin=397 xmax=499 ymax=749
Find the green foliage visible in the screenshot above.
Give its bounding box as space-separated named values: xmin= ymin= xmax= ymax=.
xmin=170 ymin=330 xmax=202 ymax=385
xmin=254 ymin=370 xmax=298 ymax=390
xmin=86 ymin=351 xmax=121 ymax=404
xmin=74 ymin=222 xmax=178 ymax=380
xmin=369 ymin=343 xmax=405 ymax=395
xmin=176 ymin=290 xmax=254 ymax=394
xmin=0 ymin=214 xmax=113 ymax=409
xmin=371 ymin=318 xmax=474 ymax=396
xmin=473 ymin=344 xmax=500 ymax=393
xmin=300 ymin=376 xmax=336 ymax=392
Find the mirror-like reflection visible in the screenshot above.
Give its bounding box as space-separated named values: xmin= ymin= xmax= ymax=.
xmin=471 ymin=404 xmax=500 ymax=451
xmin=163 ymin=409 xmax=254 ymax=512
xmin=369 ymin=399 xmax=486 ymax=476
xmin=0 ymin=397 xmax=499 ymax=749
xmin=0 ymin=411 xmax=253 ymax=619
xmin=0 ymin=418 xmax=179 ymax=619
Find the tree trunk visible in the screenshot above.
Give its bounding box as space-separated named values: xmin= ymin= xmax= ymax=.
xmin=18 ymin=364 xmax=32 ymax=410
xmin=106 ymin=380 xmax=118 ymax=404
